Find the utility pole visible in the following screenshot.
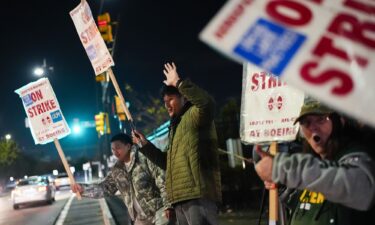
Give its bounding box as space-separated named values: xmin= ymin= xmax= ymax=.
xmin=95 ymin=8 xmax=121 ymax=175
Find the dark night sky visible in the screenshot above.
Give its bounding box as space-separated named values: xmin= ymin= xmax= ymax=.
xmin=0 ymin=0 xmax=242 ymax=160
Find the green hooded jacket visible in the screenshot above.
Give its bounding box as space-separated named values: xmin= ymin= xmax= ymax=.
xmin=140 ymin=79 xmax=222 ymax=205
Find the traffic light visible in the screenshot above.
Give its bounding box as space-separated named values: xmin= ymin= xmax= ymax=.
xmin=95 ymin=112 xmax=111 ymax=136
xmin=114 ymin=95 xmax=126 ymax=121
xmin=97 ymin=12 xmax=113 ymax=43
xmin=95 ymin=72 xmax=108 ymax=82
xmin=95 ymin=113 xmax=105 ymax=135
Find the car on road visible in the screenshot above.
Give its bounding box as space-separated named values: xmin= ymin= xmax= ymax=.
xmin=11 ymin=176 xmax=55 ymax=209
xmin=54 ymin=173 xmax=70 ymax=190
xmin=5 ymin=180 xmax=16 ymax=192
xmin=41 ymin=174 xmax=56 ymax=189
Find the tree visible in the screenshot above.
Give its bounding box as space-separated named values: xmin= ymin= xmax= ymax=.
xmin=215 ymin=98 xmax=241 ymax=148
xmin=123 ymin=84 xmax=169 ymax=134
xmin=0 ymin=139 xmax=19 ymax=166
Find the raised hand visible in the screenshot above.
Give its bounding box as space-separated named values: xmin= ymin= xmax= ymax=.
xmin=163 ymin=62 xmax=180 ymax=87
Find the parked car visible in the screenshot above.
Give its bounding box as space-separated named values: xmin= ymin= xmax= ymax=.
xmin=54 ymin=173 xmax=70 ymax=190
xmin=11 ymin=176 xmax=55 ymax=209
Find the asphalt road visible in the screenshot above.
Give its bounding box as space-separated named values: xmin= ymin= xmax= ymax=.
xmin=0 ymin=189 xmax=72 ymax=225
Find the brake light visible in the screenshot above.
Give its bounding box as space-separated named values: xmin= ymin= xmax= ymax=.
xmin=38 ymin=186 xmax=47 ymax=192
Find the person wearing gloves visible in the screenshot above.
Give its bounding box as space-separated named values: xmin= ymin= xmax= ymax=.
xmin=255 ymin=98 xmax=375 ymax=225
xmin=132 ymin=62 xmax=221 ymax=225
xmin=71 ymin=133 xmax=174 ymax=225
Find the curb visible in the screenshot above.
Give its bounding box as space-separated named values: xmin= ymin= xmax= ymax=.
xmin=99 ymin=198 xmax=116 ymax=225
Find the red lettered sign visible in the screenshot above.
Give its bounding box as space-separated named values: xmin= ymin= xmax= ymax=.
xmin=15 ymin=78 xmax=71 ymax=144
xmin=200 ymin=0 xmax=375 ymax=127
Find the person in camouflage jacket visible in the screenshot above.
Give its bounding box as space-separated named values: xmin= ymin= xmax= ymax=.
xmin=71 ymin=133 xmax=173 ymax=225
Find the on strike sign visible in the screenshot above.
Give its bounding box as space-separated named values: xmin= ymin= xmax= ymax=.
xmin=200 ymin=0 xmax=375 ymax=127
xmin=15 ymin=78 xmax=71 ymax=144
xmin=240 ymin=63 xmax=304 ymax=143
xmin=70 ymin=0 xmax=114 ymax=75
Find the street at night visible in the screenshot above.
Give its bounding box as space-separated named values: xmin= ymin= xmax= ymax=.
xmin=1 ymin=0 xmax=375 ymax=225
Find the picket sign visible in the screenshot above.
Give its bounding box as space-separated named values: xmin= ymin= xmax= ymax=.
xmin=200 ymin=0 xmax=375 ymax=128
xmin=70 ymin=0 xmax=114 ymax=76
xmin=70 ymin=1 xmax=134 ymax=128
xmin=240 ymin=64 xmax=304 ymax=143
xmin=239 ymin=63 xmax=304 ymax=224
xmin=15 ymin=78 xmax=81 ymax=200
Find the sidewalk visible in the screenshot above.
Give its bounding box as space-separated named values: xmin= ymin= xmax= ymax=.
xmin=56 ymin=194 xmax=266 ymax=225
xmin=219 ymin=209 xmax=267 ymax=225
xmin=103 ymin=195 xmax=268 ymax=225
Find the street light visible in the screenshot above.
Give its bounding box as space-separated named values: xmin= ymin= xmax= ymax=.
xmin=33 ymin=67 xmax=45 ymax=76
xmin=72 ymin=124 xmax=82 ymax=135
xmin=33 ymin=58 xmax=54 ymax=77
xmin=5 ymin=134 xmax=11 ymax=140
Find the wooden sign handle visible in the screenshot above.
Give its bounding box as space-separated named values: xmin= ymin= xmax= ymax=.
xmin=269 ymin=141 xmax=278 ymax=225
xmin=107 ymin=68 xmax=134 ymax=124
xmin=54 ymin=138 xmax=81 ymax=200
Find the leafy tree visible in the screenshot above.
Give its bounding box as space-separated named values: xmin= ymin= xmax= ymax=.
xmin=123 ymin=84 xmax=169 ymax=134
xmin=0 ymin=139 xmax=19 ymax=166
xmin=215 ymin=98 xmax=241 ymax=148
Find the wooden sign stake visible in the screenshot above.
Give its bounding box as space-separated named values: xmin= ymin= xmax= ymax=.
xmin=269 ymin=141 xmax=278 ymax=225
xmin=54 ymin=138 xmax=81 ymax=200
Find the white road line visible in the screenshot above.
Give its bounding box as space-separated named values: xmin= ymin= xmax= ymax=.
xmin=55 ymin=194 xmax=74 ymax=225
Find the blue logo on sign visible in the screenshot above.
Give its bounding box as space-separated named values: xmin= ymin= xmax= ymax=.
xmin=86 ymin=45 xmax=97 ymax=61
xmin=233 ymin=18 xmax=306 ymax=76
xmin=50 ymin=110 xmax=63 ymax=123
xmin=22 ymin=94 xmax=33 ymax=107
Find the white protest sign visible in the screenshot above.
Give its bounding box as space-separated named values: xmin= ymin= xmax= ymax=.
xmin=200 ymin=0 xmax=375 ymax=127
xmin=15 ymin=78 xmax=71 ymax=144
xmin=240 ymin=63 xmax=304 ymax=143
xmin=70 ymin=0 xmax=114 ymax=75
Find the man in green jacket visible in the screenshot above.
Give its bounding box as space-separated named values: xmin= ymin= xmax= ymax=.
xmin=133 ymin=62 xmax=221 ymax=225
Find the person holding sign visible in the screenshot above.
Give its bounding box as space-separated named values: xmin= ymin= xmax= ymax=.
xmin=132 ymin=62 xmax=221 ymax=225
xmin=71 ymin=133 xmax=173 ymax=225
xmin=255 ymin=98 xmax=375 ymax=225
